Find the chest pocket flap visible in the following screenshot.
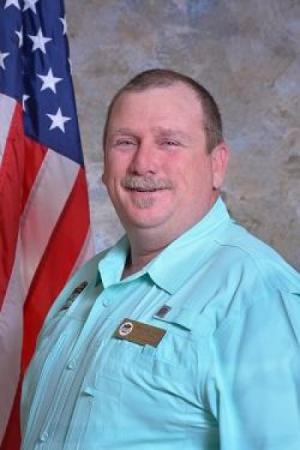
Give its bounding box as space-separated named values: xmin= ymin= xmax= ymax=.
xmin=152 ymin=306 xmax=196 ymax=331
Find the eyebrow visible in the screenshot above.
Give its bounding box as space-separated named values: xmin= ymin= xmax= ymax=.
xmin=108 ymin=127 xmax=190 ymax=142
xmin=151 ymin=127 xmax=190 ymax=141
xmin=108 ymin=128 xmax=137 ymax=137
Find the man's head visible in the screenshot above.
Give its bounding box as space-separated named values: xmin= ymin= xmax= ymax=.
xmin=103 ymin=68 xmax=223 ymax=154
xmin=102 ymin=69 xmax=229 ymax=241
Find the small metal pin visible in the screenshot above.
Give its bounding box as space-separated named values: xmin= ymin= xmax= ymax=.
xmin=155 ymin=305 xmax=171 ymax=318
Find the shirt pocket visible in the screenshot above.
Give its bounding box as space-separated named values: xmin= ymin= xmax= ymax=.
xmin=35 ymin=286 xmax=95 ymax=354
xmin=76 ymin=314 xmax=199 ymax=444
xmin=114 ymin=310 xmax=200 ymax=430
xmin=132 ymin=307 xmax=199 ymax=381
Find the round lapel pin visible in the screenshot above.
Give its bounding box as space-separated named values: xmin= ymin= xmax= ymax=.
xmin=119 ymin=321 xmax=134 ymax=337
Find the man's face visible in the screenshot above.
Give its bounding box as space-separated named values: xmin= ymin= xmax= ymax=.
xmin=102 ymin=82 xmax=228 ymax=237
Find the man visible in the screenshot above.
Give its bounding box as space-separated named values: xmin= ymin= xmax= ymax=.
xmin=21 ymin=69 xmax=300 ymax=449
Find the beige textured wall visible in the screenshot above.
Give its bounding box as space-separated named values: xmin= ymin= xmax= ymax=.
xmin=66 ymin=0 xmax=300 ymax=269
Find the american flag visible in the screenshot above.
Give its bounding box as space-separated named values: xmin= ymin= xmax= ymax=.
xmin=0 ymin=0 xmax=93 ymax=447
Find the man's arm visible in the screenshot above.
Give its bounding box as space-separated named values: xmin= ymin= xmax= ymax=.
xmin=212 ymin=286 xmax=300 ymax=450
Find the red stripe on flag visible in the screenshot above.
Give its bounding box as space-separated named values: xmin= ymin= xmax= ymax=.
xmin=0 ymin=104 xmax=46 ymax=309
xmin=0 ymin=105 xmax=23 ymax=309
xmin=0 ymin=382 xmax=21 ymax=450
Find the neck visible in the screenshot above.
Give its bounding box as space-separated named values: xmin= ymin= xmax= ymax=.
xmin=122 ymin=235 xmax=168 ymax=279
xmin=122 ymin=194 xmax=219 ymax=279
xmin=122 ymin=217 xmax=200 ymax=279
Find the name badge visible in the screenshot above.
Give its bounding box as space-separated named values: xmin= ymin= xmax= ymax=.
xmin=113 ymin=318 xmax=166 ymax=347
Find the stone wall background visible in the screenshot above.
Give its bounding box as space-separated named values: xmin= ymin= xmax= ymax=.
xmin=65 ymin=0 xmax=300 ymax=270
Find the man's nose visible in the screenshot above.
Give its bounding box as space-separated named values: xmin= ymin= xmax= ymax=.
xmin=128 ymin=140 xmax=158 ymax=175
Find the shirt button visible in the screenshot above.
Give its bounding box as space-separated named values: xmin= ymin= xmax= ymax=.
xmin=39 ymin=430 xmax=49 ymax=442
xmin=102 ymin=296 xmax=110 ymax=307
xmin=67 ymin=359 xmax=77 ymax=370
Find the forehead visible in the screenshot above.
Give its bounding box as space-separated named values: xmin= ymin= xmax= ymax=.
xmin=108 ymin=82 xmax=204 ymax=130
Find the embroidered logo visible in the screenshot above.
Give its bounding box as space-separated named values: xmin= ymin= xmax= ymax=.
xmin=60 ymin=280 xmax=88 ymax=311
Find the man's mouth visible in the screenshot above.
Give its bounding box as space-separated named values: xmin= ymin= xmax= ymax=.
xmin=126 ymin=186 xmax=165 ymax=193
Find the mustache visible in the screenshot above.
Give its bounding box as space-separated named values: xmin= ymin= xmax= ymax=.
xmin=121 ymin=175 xmax=173 ymax=192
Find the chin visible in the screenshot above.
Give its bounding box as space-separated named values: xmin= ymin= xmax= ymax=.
xmin=123 ymin=217 xmax=163 ymax=230
xmin=120 ymin=208 xmax=170 ymax=231
xmin=115 ymin=197 xmax=168 ymax=226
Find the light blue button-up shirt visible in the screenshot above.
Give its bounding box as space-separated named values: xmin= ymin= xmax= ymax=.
xmin=21 ymin=198 xmax=300 ymax=449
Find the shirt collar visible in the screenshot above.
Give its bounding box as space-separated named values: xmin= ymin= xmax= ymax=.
xmin=98 ymin=197 xmax=230 ymax=292
xmin=98 ymin=235 xmax=129 ymax=288
xmin=147 ymin=197 xmax=230 ymax=293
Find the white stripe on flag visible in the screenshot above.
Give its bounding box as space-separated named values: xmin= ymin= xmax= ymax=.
xmin=0 ymin=239 xmax=24 ymax=442
xmin=0 ymin=149 xmax=79 ymax=441
xmin=0 ymin=94 xmax=17 ymax=165
xmin=21 ymin=149 xmax=79 ymax=290
xmin=71 ymin=229 xmax=94 ymax=276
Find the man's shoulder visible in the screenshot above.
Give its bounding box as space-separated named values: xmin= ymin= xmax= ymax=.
xmin=216 ymin=219 xmax=281 ymax=261
xmin=185 ymin=220 xmax=300 ymax=339
xmin=213 ymin=219 xmax=299 ymax=293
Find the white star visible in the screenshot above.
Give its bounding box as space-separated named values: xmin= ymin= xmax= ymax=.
xmin=15 ymin=27 xmax=23 ymax=48
xmin=37 ymin=68 xmax=63 ymax=93
xmin=47 ymin=108 xmax=71 ymax=133
xmin=59 ymin=16 xmax=67 ymax=35
xmin=4 ymin=0 xmax=20 ymax=9
xmin=0 ymin=52 xmax=10 ymax=70
xmin=22 ymin=94 xmax=30 ymax=111
xmin=23 ymin=0 xmax=39 ymax=13
xmin=28 ymin=28 xmax=52 ymax=54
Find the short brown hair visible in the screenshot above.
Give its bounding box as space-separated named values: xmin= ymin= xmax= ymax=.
xmin=103 ymin=68 xmax=223 ymax=153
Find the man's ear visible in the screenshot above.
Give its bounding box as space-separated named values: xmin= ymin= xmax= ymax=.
xmin=211 ymin=142 xmax=230 ymax=190
xmin=101 ymin=171 xmax=107 ymax=186
xmin=102 ymin=147 xmax=108 ymax=185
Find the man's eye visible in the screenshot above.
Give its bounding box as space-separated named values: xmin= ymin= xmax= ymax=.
xmin=161 ymin=140 xmax=180 ymax=147
xmin=114 ymin=139 xmax=136 ymax=147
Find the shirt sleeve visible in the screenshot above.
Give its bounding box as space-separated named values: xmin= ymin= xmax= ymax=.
xmin=211 ymin=281 xmax=300 ymax=449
